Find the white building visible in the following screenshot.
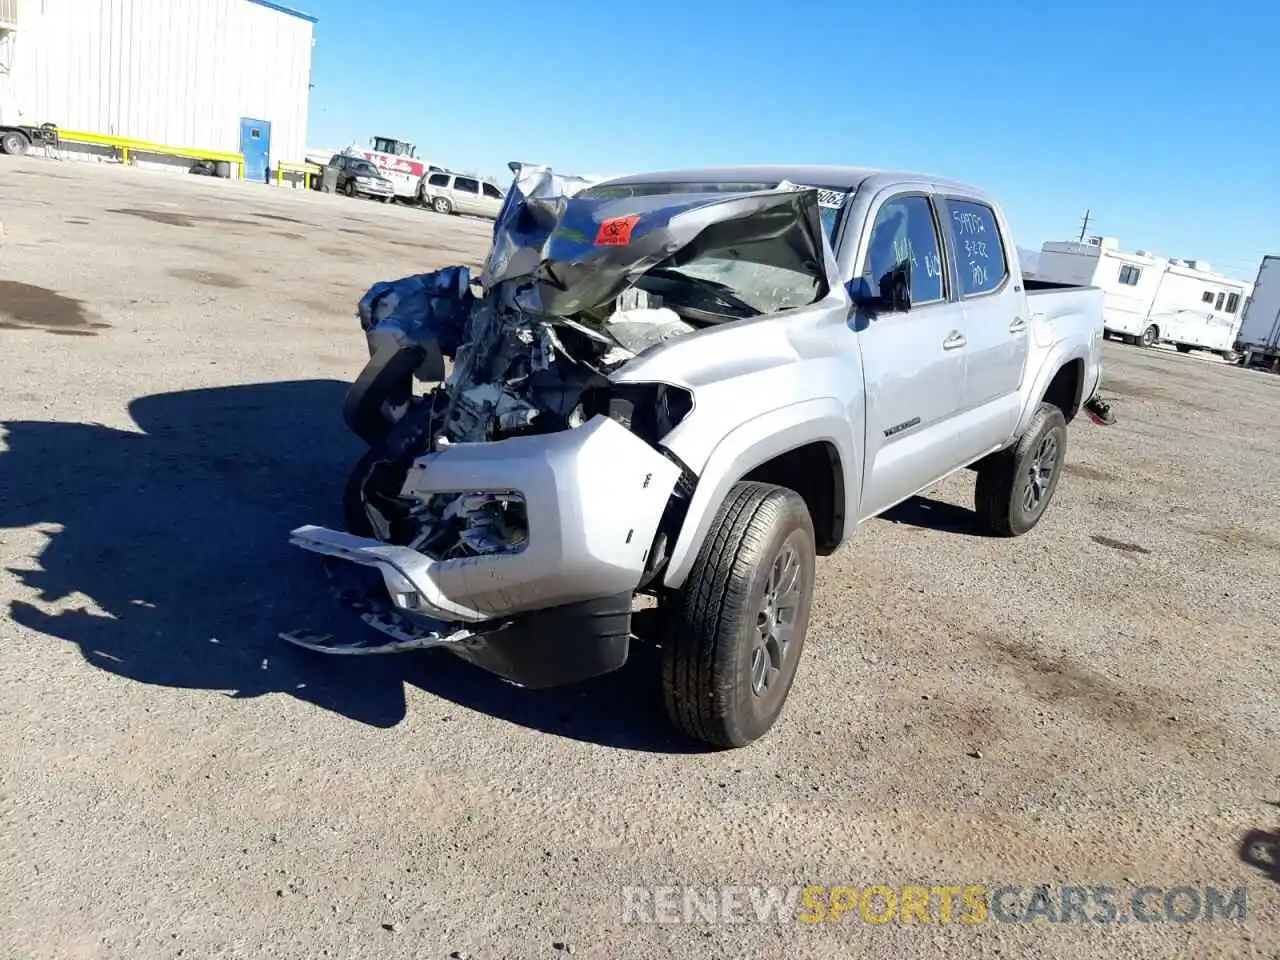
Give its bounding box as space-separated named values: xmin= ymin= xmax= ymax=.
xmin=0 ymin=0 xmax=315 ymax=179
xmin=1038 ymin=236 xmax=1252 ymax=358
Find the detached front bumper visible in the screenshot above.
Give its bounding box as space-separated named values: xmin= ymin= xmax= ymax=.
xmin=292 ymin=412 xmax=681 ymax=628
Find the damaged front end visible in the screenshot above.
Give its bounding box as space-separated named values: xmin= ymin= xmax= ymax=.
xmin=286 ymin=164 xmax=829 ymax=686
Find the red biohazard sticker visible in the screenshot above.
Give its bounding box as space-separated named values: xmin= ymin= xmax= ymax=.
xmin=595 ymin=215 xmax=641 ymax=246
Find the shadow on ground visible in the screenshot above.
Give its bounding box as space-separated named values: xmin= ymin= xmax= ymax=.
xmin=880 ymin=495 xmax=986 ymax=536
xmin=0 ymin=379 xmax=695 ymax=752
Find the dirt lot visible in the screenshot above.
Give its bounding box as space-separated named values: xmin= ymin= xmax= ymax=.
xmin=1 ymin=156 xmax=1277 ymax=959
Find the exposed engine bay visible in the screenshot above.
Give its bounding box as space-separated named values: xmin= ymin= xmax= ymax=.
xmin=343 ymin=165 xmax=833 ymax=565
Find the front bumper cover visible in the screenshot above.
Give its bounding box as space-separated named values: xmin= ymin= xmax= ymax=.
xmin=290 ymin=415 xmax=682 ymax=624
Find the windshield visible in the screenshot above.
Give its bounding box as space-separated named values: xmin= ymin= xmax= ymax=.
xmin=485 ymin=184 xmax=829 ymax=320
xmin=640 ymin=250 xmax=824 ymax=317
xmin=350 ymin=161 xmax=381 ymax=177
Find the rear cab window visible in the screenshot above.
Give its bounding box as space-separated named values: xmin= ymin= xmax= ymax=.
xmin=941 ymin=198 xmax=1008 ymax=297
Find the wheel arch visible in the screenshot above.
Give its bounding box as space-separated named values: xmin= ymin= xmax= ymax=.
xmin=1015 ymin=346 xmax=1090 ymax=438
xmin=660 ymin=399 xmax=859 ymax=590
xmin=1040 ymin=357 xmax=1085 ymax=423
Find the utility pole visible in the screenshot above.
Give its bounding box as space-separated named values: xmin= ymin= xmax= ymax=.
xmin=1077 ymin=209 xmax=1091 ymax=242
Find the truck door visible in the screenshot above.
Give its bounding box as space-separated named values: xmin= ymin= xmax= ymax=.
xmin=938 ymin=195 xmax=1028 ymax=450
xmin=852 ymin=190 xmax=971 ymax=519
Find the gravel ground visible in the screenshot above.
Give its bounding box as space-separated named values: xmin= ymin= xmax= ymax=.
xmin=1 ymin=156 xmax=1277 ymax=960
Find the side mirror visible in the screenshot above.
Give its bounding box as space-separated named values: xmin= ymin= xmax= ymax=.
xmin=881 ymin=262 xmax=913 ymax=312
xmin=850 ymin=262 xmax=913 ymax=313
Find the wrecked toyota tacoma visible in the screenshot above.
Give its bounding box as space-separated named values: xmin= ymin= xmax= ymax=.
xmin=285 ymin=163 xmax=1105 ymax=748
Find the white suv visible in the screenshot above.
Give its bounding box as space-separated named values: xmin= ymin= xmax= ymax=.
xmin=419 ymin=171 xmax=505 ymax=218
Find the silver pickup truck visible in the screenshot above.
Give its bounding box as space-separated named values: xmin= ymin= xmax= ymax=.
xmin=286 ymin=164 xmax=1104 ymax=748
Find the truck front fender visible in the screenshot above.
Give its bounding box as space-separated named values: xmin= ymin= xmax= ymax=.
xmin=661 ymin=398 xmax=860 ymax=590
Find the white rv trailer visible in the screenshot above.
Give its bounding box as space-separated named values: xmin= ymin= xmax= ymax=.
xmin=1236 ymin=255 xmax=1280 ymax=371
xmin=1039 ymin=237 xmax=1163 ymax=342
xmin=1037 ymin=236 xmax=1251 ymax=357
xmin=1146 ymin=258 xmax=1251 ymax=357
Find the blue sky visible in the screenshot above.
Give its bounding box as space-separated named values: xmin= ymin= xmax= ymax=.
xmin=301 ymin=0 xmax=1278 ymax=279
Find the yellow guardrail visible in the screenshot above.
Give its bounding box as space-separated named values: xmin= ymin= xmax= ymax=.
xmin=54 ymin=128 xmax=245 ymax=178
xmin=276 ymin=160 xmax=322 ymax=189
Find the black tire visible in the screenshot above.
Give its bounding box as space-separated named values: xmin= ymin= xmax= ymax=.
xmin=381 ymin=195 xmax=392 ymax=204
xmin=974 ymin=402 xmax=1068 ymax=537
xmin=661 ymin=481 xmax=816 ymax=748
xmin=1175 ymin=343 xmax=1192 ymax=354
xmin=1138 ymin=325 xmax=1158 ymax=348
xmin=342 ymin=450 xmax=378 ymax=536
xmin=432 ymin=196 xmax=453 ymax=215
xmin=1 ymin=130 xmax=31 ymax=156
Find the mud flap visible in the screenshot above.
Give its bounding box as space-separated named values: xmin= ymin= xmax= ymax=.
xmin=446 ymin=591 xmax=633 ymax=688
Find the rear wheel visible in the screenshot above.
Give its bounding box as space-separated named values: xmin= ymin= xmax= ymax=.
xmin=1138 ymin=324 xmax=1158 ymax=347
xmin=974 ymin=402 xmax=1068 ymax=537
xmin=1175 ymin=343 xmax=1192 ymax=354
xmin=661 ymin=482 xmax=816 ymax=748
xmin=1 ymin=130 xmax=31 ymax=156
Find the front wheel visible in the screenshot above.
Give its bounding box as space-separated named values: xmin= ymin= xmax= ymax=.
xmin=432 ymin=196 xmax=453 ymax=215
xmin=661 ymin=482 xmax=816 ymax=748
xmin=974 ymin=402 xmax=1068 ymax=537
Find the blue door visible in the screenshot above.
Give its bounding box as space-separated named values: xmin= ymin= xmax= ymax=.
xmin=239 ymin=117 xmax=271 ymax=181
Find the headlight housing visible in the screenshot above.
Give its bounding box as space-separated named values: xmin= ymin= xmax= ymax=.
xmin=577 ymin=382 xmax=693 ymax=446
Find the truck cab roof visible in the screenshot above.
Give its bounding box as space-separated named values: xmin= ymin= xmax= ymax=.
xmin=592 ymin=164 xmax=992 ymax=201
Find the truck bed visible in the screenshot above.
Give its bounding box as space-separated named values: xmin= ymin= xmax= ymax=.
xmin=1024 ymin=276 xmax=1089 ymax=292
xmin=1024 ymin=277 xmax=1104 ymax=321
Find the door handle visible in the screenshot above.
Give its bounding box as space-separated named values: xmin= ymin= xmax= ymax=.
xmin=943 ymin=331 xmax=967 ymax=350
xmin=1009 ymin=317 xmax=1028 ymax=333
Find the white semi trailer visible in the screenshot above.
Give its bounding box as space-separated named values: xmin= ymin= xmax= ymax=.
xmin=1236 ymin=256 xmax=1280 ymax=372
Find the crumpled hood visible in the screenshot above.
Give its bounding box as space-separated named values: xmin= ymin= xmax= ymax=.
xmin=481 ymin=177 xmax=831 ymax=317
xmin=343 ymin=166 xmax=840 ymax=561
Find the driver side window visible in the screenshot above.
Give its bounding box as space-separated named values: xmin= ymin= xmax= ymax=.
xmin=861 ymin=195 xmax=945 ymax=306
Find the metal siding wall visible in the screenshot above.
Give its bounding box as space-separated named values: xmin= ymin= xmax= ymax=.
xmin=12 ymin=0 xmax=312 ymax=162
